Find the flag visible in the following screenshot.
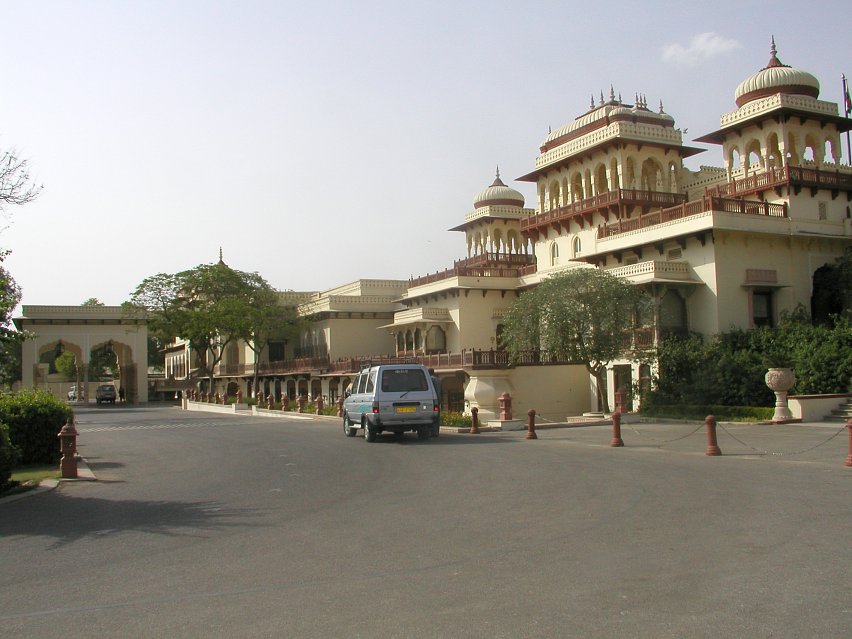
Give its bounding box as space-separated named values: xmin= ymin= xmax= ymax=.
xmin=844 ymin=74 xmax=852 ymax=116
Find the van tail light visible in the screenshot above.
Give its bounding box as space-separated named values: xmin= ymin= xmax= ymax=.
xmin=433 ymin=402 xmax=439 ymax=412
xmin=372 ymin=402 xmax=380 ymax=414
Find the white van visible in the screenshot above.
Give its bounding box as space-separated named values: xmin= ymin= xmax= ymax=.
xmin=342 ymin=364 xmax=439 ymax=442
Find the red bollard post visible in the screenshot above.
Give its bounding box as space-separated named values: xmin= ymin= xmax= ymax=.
xmin=267 ymin=395 xmax=274 ymax=410
xmin=58 ymin=417 xmax=79 ymax=479
xmin=705 ymin=415 xmax=721 ymax=456
xmin=845 ymin=419 xmax=852 ymax=467
xmin=315 ymin=395 xmax=324 ymax=415
xmin=470 ymin=407 xmax=480 ymax=434
xmin=236 ymin=389 xmax=243 ymax=404
xmin=337 ymin=395 xmax=344 ymax=418
xmin=611 ymin=410 xmax=624 ymax=447
xmin=298 ymin=395 xmax=307 ymax=413
xmin=281 ymin=396 xmax=289 ymax=411
xmin=526 ymin=409 xmax=538 ymax=440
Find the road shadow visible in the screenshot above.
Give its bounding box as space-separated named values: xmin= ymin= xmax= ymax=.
xmin=0 ymin=493 xmax=265 ymax=549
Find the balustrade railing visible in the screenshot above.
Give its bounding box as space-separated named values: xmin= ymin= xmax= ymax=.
xmin=521 ymin=189 xmax=687 ymax=232
xmin=706 ymin=165 xmax=852 ymax=198
xmin=598 ymin=196 xmax=788 ymax=239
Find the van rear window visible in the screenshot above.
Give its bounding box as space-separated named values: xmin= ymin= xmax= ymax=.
xmin=381 ymin=369 xmax=429 ymax=392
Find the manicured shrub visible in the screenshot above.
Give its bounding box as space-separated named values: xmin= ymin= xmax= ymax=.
xmin=640 ymin=404 xmax=774 ymax=422
xmin=0 ymin=422 xmax=19 ymax=491
xmin=0 ymin=389 xmax=72 ymax=465
xmin=440 ymin=411 xmax=472 ymax=429
xmin=646 ymin=312 xmax=852 ymax=409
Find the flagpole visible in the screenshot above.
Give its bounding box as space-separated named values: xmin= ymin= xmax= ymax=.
xmin=843 ymin=74 xmax=851 ymax=165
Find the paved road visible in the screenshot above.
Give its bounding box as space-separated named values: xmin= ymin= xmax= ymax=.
xmin=1 ymin=406 xmax=850 ymax=638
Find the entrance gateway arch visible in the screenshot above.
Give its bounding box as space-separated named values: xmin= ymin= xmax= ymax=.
xmin=14 ymin=305 xmax=148 ymax=404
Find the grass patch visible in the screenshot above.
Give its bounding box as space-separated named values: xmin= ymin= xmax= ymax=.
xmin=640 ymin=405 xmax=775 ymax=422
xmin=1 ymin=464 xmax=61 ymax=497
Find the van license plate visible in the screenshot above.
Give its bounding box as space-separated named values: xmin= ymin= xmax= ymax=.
xmin=395 ymin=407 xmax=416 ymax=413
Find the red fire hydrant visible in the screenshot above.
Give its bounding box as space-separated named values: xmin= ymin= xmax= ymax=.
xmin=58 ymin=417 xmax=79 ymax=479
xmin=315 ymin=394 xmax=324 ymax=414
xmin=499 ymin=392 xmax=512 ymax=421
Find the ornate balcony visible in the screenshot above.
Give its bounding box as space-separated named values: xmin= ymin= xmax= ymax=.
xmin=706 ymin=165 xmax=852 ymax=200
xmin=597 ymin=196 xmax=787 ymax=239
xmin=521 ymin=189 xmax=687 ymax=238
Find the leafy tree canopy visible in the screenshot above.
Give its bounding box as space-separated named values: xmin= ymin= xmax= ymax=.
xmin=501 ymin=267 xmax=644 ymax=411
xmin=0 ymin=251 xmax=21 ymax=345
xmin=127 ymin=262 xmax=301 ymax=387
xmin=81 ymin=297 xmax=105 ymax=306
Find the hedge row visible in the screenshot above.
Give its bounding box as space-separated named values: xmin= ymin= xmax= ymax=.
xmin=0 ymin=389 xmax=72 ymax=465
xmin=0 ymin=422 xmax=18 ymax=491
xmin=640 ymin=404 xmax=775 ymax=422
xmin=646 ymin=311 xmax=851 ymax=408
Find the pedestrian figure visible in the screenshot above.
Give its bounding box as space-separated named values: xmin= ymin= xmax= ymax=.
xmin=119 ymin=386 xmax=126 ymax=403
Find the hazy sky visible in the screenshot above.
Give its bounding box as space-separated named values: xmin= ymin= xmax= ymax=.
xmin=2 ymin=0 xmax=850 ymax=309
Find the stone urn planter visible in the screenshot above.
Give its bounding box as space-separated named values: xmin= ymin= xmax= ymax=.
xmin=765 ymin=367 xmax=796 ymax=422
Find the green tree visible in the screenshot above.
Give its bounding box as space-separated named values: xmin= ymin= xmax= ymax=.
xmin=81 ymin=297 xmax=105 ymax=306
xmin=0 ymin=144 xmax=43 ymax=388
xmin=128 ymin=261 xmax=294 ymax=391
xmin=236 ymin=288 xmax=304 ymax=395
xmin=54 ymin=350 xmax=78 ymax=380
xmin=501 ymin=268 xmax=643 ymax=412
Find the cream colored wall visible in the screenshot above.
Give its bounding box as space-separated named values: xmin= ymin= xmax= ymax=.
xmin=456 ymin=289 xmax=517 ymax=351
xmin=712 ymin=230 xmax=848 ymax=330
xmin=507 ymin=365 xmax=591 ymax=419
xmin=323 ymin=317 xmax=397 ymax=358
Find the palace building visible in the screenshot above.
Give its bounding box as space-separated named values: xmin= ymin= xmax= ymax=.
xmin=22 ymin=41 xmax=851 ymax=417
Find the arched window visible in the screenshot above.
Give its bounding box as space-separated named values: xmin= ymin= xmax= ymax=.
xmin=572 ymin=236 xmax=582 ymax=257
xmin=594 ymin=163 xmax=608 ymax=195
xmin=550 ymin=242 xmax=559 ymax=266
xmin=426 ymin=326 xmax=447 ymax=353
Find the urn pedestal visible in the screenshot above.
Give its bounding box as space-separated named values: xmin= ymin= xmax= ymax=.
xmin=765 ymin=368 xmax=796 ymax=422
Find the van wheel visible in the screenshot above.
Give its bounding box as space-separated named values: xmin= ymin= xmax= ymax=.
xmin=364 ymin=422 xmax=377 ymax=442
xmin=417 ymin=426 xmax=429 ymax=441
xmin=343 ymin=414 xmax=357 ymax=437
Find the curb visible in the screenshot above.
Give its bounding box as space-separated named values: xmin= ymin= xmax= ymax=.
xmin=0 ymin=457 xmax=97 ymax=505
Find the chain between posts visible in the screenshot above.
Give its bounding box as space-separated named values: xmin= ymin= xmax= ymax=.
xmin=716 ymin=422 xmax=849 ymax=457
xmin=624 ymin=421 xmax=706 ymax=446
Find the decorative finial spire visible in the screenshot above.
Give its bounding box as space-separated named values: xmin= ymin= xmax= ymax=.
xmin=618 ymin=93 xmax=622 ymax=104
xmin=610 ymin=85 xmax=615 ymax=102
xmin=491 ymin=165 xmax=506 ymax=187
xmin=590 ymin=95 xmax=595 ymax=110
xmin=767 ymin=35 xmax=785 ymax=68
xmin=548 ymin=124 xmax=552 ymax=134
xmin=659 ymin=99 xmax=665 ymax=114
xmin=599 ymin=91 xmax=605 ymax=106
xmin=218 ymin=247 xmax=225 ymax=265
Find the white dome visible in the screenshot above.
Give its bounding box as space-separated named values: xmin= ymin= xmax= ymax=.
xmin=473 ymin=171 xmax=525 ymax=209
xmin=734 ymin=40 xmax=819 ymax=107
